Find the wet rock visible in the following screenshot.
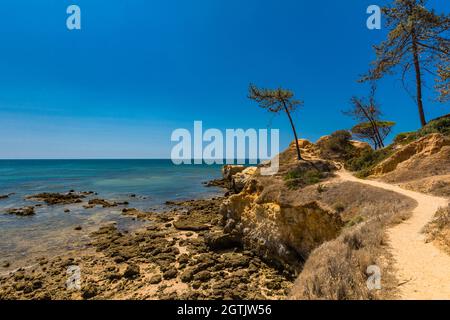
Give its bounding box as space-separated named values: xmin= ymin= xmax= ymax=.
xmin=74 ymin=226 xmax=82 ymax=231
xmin=6 ymin=206 xmax=35 ymax=216
xmin=2 ymin=261 xmax=10 ymax=268
xmin=123 ymin=264 xmax=140 ymax=279
xmin=205 ymin=179 xmax=229 ymax=189
xmin=27 ymin=192 xmax=85 ymax=205
xmin=64 ymin=209 xmax=70 ymax=213
xmin=87 ymin=199 xmax=118 ymax=208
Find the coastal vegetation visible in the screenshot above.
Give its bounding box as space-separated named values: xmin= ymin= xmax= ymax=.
xmin=361 ymin=0 xmax=449 ymax=126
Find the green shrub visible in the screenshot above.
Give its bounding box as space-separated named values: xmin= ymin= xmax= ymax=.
xmin=284 ymin=168 xmax=325 ymax=189
xmin=318 ymin=130 xmax=356 ymax=160
xmin=393 ymin=131 xmax=417 ymax=145
xmin=345 ymin=146 xmax=395 ymax=178
xmin=418 ymin=116 xmax=450 ymax=136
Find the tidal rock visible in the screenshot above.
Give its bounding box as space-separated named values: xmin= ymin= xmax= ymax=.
xmin=7 ymin=206 xmax=35 ymax=216
xmin=27 ymin=192 xmax=84 ymax=205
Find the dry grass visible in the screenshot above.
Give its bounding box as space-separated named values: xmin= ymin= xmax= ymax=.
xmin=289 ymin=196 xmax=415 ymax=300
xmin=400 ymin=175 xmax=450 ymax=198
xmin=423 ymin=205 xmax=450 ymax=255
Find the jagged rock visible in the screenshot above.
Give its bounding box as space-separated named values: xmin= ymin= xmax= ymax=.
xmin=222 ymin=165 xmax=245 ymax=180
xmin=87 ymin=198 xmax=118 ymax=208
xmin=180 ymin=270 xmax=194 ymax=283
xmin=372 ymin=133 xmax=450 ymax=177
xmin=7 ymin=206 xmax=35 ymax=216
xmin=205 ymin=232 xmax=241 ymax=250
xmin=193 ymin=271 xmax=211 ymax=282
xmin=123 ymin=264 xmax=140 ymax=279
xmin=163 ymin=268 xmax=178 ymax=280
xmin=26 ymin=192 xmax=84 ymax=205
xmin=231 ymin=167 xmax=258 ymax=193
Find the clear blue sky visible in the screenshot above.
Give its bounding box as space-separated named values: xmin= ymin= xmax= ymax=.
xmin=0 ymin=0 xmax=448 ymax=159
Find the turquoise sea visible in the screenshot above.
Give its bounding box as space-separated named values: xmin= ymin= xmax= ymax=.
xmin=0 ymin=160 xmax=223 ymax=270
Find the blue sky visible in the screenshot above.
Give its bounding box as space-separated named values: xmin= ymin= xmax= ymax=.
xmin=0 ymin=0 xmax=448 ymax=159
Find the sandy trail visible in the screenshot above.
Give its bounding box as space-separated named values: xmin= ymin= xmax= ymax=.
xmin=338 ymin=170 xmax=450 ymax=300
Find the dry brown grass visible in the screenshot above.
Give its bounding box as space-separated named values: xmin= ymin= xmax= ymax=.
xmin=400 ymin=175 xmax=450 ymax=198
xmin=423 ymin=205 xmax=450 ymax=255
xmin=289 ymin=195 xmax=415 ymax=300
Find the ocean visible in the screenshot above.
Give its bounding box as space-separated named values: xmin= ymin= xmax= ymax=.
xmin=0 ymin=160 xmax=224 ymax=270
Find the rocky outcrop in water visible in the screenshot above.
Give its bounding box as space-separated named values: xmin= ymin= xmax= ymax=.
xmin=26 ymin=192 xmax=86 ymax=205
xmin=6 ymin=206 xmax=35 ymax=216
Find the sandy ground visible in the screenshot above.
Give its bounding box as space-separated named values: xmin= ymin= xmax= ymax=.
xmin=338 ymin=170 xmax=450 ymax=300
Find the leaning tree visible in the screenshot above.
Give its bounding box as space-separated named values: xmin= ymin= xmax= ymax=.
xmin=249 ymin=84 xmax=303 ymax=160
xmin=345 ymin=85 xmax=395 ymax=149
xmin=351 ymin=121 xmax=396 ymax=149
xmin=362 ymin=0 xmax=449 ymax=127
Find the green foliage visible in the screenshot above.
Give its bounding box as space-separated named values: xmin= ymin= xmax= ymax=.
xmin=346 ymin=215 xmax=365 ymax=228
xmin=418 ymin=116 xmax=450 ymax=136
xmin=284 ymin=168 xmax=325 ymax=189
xmin=345 ymin=115 xmax=450 ymax=178
xmin=318 ymin=130 xmax=356 ymax=160
xmin=393 ymin=115 xmax=450 ymax=145
xmin=393 ymin=131 xmax=417 ymax=145
xmin=345 ymin=146 xmax=395 ymax=178
xmin=351 ymin=120 xmax=396 ymax=149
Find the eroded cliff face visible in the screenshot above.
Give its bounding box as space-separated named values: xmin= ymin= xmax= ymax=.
xmin=372 ymin=133 xmax=450 ymax=182
xmin=373 ymin=133 xmax=450 ymax=176
xmin=218 ymin=144 xmax=344 ymax=272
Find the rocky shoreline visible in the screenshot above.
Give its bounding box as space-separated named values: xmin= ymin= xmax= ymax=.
xmin=0 ymin=171 xmax=295 ymax=300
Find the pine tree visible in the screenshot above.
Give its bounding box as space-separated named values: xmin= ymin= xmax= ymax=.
xmin=362 ymin=0 xmax=449 ymax=127
xmin=249 ymin=84 xmax=303 ymax=160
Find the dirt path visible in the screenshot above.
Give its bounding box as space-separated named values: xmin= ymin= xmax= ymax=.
xmin=338 ymin=170 xmax=450 ymax=300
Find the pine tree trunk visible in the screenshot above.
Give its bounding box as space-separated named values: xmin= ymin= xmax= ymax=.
xmin=411 ymin=30 xmax=427 ymax=127
xmin=282 ymin=101 xmax=302 ymax=160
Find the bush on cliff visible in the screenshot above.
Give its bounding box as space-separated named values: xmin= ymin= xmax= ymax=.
xmin=284 ymin=168 xmax=326 ymax=189
xmin=318 ymin=130 xmax=357 ymax=161
xmin=345 ymin=146 xmax=395 ymax=178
